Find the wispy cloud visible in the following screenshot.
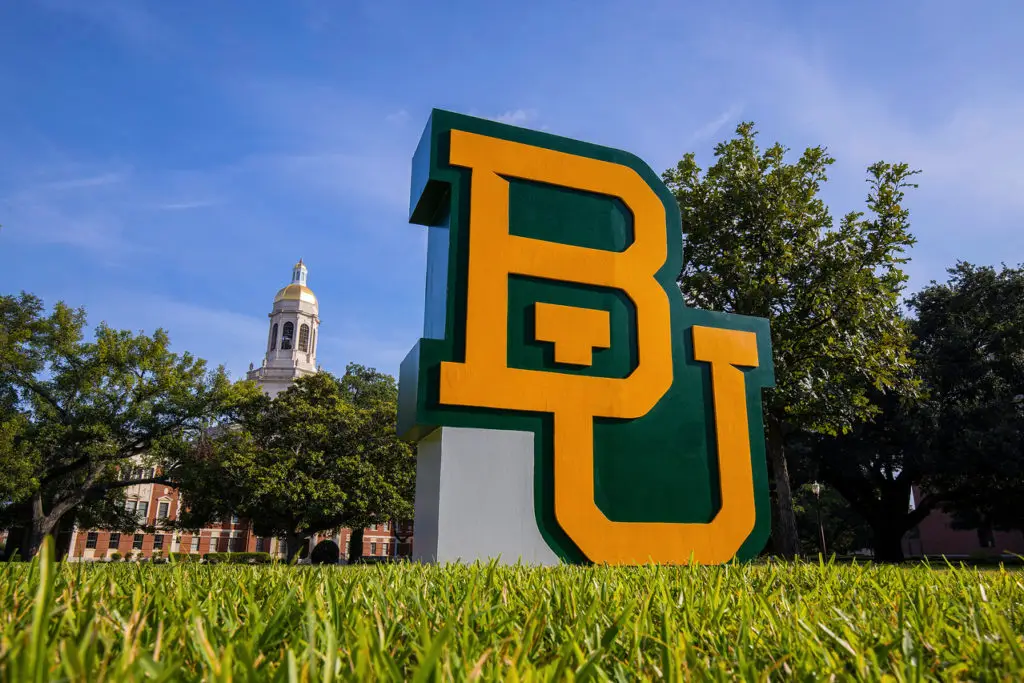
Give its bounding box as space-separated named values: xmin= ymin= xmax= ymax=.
xmin=154 ymin=200 xmax=220 ymax=211
xmin=38 ymin=172 xmax=128 ymax=191
xmin=385 ymin=109 xmax=410 ymax=126
xmin=85 ymin=290 xmax=270 ymax=379
xmin=35 ymin=0 xmax=173 ymax=52
xmin=0 ymin=166 xmax=142 ymax=262
xmin=725 ymin=38 xmax=1024 ymax=214
xmin=688 ymin=105 xmax=744 ymax=143
xmin=492 ymin=108 xmax=539 ymax=126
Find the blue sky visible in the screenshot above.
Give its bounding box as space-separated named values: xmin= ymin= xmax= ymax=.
xmin=1 ymin=0 xmax=1022 ymax=381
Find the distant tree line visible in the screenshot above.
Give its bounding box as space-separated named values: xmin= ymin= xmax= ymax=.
xmin=0 ymin=291 xmax=414 ymax=561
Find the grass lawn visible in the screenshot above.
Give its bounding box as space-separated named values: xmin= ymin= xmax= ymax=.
xmin=2 ymin=543 xmax=1023 ymax=681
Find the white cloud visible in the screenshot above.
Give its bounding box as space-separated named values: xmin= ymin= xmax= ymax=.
xmin=38 ymin=172 xmax=128 ymax=191
xmin=385 ymin=109 xmax=410 ymax=126
xmin=237 ymin=152 xmax=409 ymax=212
xmin=35 ymin=0 xmax=174 ymax=52
xmin=154 ymin=200 xmax=220 ymax=211
xmin=734 ymin=41 xmax=1024 ymax=214
xmin=85 ymin=291 xmax=270 ymax=380
xmin=492 ymin=108 xmax=539 ymax=126
xmin=688 ymin=105 xmax=744 ymax=143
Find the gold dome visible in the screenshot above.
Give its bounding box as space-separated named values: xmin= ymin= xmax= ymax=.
xmin=274 ymin=284 xmax=318 ymax=305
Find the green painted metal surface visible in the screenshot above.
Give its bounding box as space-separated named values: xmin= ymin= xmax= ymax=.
xmin=398 ymin=109 xmax=775 ymax=564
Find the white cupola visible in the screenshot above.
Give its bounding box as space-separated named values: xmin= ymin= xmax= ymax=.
xmin=246 ymin=259 xmax=321 ymax=398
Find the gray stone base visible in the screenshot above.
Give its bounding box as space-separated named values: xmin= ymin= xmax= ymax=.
xmin=412 ymin=426 xmax=561 ymax=566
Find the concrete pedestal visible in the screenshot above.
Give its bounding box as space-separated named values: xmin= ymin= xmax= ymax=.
xmin=412 ymin=426 xmax=561 ymax=566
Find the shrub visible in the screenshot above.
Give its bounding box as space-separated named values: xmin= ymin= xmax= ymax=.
xmin=170 ymin=553 xmax=200 ymax=563
xmin=202 ymin=552 xmax=272 ymax=565
xmin=109 ymin=552 xmax=121 ymax=562
xmin=310 ymin=540 xmax=340 ymax=565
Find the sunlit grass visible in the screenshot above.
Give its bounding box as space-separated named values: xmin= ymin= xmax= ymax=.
xmin=1 ymin=540 xmax=1023 ymax=681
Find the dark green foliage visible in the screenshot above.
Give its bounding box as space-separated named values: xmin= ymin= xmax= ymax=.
xmin=201 ymin=552 xmax=272 ymax=565
xmin=176 ymin=365 xmax=415 ymax=562
xmin=0 ymin=291 xmax=239 ymax=559
xmin=662 ymin=124 xmax=919 ymax=557
xmin=794 ymin=263 xmax=1024 ymax=560
xmin=309 ymin=540 xmax=340 ymax=565
xmin=910 ymin=263 xmax=1024 ymax=534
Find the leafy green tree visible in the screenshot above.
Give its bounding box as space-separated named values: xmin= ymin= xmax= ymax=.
xmin=0 ymin=292 xmax=236 ymax=559
xmin=177 ymin=366 xmax=415 ymax=561
xmin=662 ymin=123 xmax=919 ymax=557
xmin=910 ymin=263 xmax=1024 ymax=540
xmin=796 ymin=263 xmax=1024 ymax=560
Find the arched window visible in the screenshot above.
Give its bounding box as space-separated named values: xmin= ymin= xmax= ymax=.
xmin=269 ymin=324 xmax=278 ymax=351
xmin=281 ymin=322 xmax=294 ymax=350
xmin=298 ymin=324 xmax=310 ymax=352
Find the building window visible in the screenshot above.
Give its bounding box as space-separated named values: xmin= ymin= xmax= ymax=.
xmin=256 ymin=537 xmax=265 ymax=552
xmin=382 ymin=542 xmax=389 ymax=557
xmin=144 ymin=467 xmax=155 ymax=479
xmin=298 ymin=324 xmax=310 ymax=352
xmin=109 ymin=533 xmax=120 ymax=549
xmin=270 ymin=323 xmax=278 ymax=351
xmin=125 ymin=500 xmax=137 ymax=514
xmin=281 ymin=322 xmax=294 ymax=350
xmin=158 ymin=502 xmax=170 ymax=519
xmin=227 ymin=532 xmax=242 ymax=557
xmin=370 ymin=542 xmax=377 ymax=555
xmin=191 ymin=536 xmax=200 ymax=552
xmin=86 ymin=532 xmax=98 ymax=549
xmin=153 ymin=534 xmax=164 ymax=550
xmin=133 ymin=534 xmax=144 ymax=550
xmin=136 ymin=501 xmax=149 ymax=522
xmin=231 ymin=514 xmax=239 ymax=525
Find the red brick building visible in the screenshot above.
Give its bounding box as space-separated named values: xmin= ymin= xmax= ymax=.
xmin=66 ymin=461 xmax=415 ymax=562
xmin=902 ymin=486 xmax=1024 ymax=559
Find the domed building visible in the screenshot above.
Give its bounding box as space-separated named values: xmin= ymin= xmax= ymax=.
xmin=246 ymin=259 xmax=321 ymax=398
xmin=63 ymin=260 xmax=414 ymax=563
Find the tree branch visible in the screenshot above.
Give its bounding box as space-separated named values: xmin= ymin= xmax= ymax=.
xmin=85 ymin=475 xmax=175 ymax=497
xmin=39 ymin=455 xmax=92 ymax=486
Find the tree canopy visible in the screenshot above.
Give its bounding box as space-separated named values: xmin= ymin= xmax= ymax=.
xmin=911 ymin=263 xmax=1024 ymax=539
xmin=662 ymin=123 xmax=919 ymax=557
xmin=792 ymin=262 xmax=1024 ymax=560
xmin=0 ymin=292 xmax=237 ymax=559
xmin=176 ymin=365 xmax=415 ymax=560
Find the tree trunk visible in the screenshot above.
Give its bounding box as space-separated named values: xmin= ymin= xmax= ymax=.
xmin=285 ymin=533 xmax=307 ymax=563
xmin=348 ymin=528 xmax=364 ymax=564
xmin=24 ymin=492 xmax=58 ymax=560
xmin=766 ymin=416 xmax=800 ymax=559
xmin=872 ymin=524 xmax=906 ymax=563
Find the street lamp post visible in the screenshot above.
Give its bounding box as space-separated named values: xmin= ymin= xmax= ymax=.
xmin=811 ymin=482 xmax=827 ymax=557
